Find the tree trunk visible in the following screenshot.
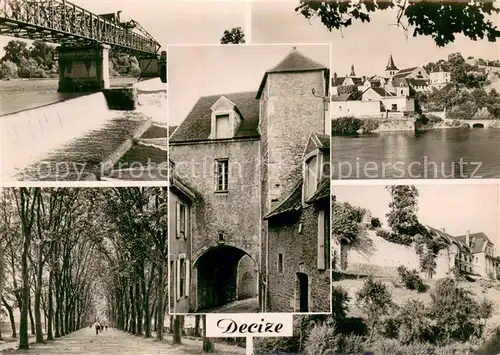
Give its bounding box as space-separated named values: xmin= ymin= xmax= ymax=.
xmin=2 ymin=297 xmax=17 ymax=338
xmin=202 ymin=315 xmax=214 ymax=353
xmin=135 ymin=277 xmax=142 ymax=336
xmin=173 ymin=315 xmax=182 ymax=344
xmin=47 ymin=270 xmax=54 ymax=340
xmin=194 ymin=315 xmax=201 ymax=337
xmin=155 ymin=263 xmax=165 ymax=341
xmin=34 ymin=250 xmax=44 ymax=343
xmin=29 ymin=299 xmax=36 ymax=335
xmin=19 ymin=229 xmax=31 ymax=349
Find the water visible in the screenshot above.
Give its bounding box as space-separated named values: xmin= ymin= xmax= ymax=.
xmin=1 ymin=79 xmax=167 ymax=181
xmin=0 ymin=77 xmax=138 ymax=116
xmin=332 ymin=128 xmax=500 ymax=179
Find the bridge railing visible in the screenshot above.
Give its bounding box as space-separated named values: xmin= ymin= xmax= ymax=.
xmin=0 ymin=0 xmax=160 ymax=57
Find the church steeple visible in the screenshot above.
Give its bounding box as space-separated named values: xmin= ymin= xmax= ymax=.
xmin=350 ymin=64 xmax=356 ymax=77
xmin=385 ymin=54 xmax=398 ymax=78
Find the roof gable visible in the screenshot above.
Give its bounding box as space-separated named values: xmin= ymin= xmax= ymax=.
xmin=257 ymin=47 xmax=328 ymax=99
xmin=210 ymin=95 xmax=236 ymax=112
xmin=170 ymin=92 xmax=259 ymax=143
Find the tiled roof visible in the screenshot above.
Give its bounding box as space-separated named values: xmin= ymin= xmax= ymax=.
xmin=331 ymin=94 xmax=354 ymax=101
xmin=169 ymin=92 xmax=259 ymax=143
xmin=407 ymin=78 xmax=429 ymax=87
xmin=455 ymin=232 xmax=491 ymax=254
xmin=368 ymin=87 xmax=394 ymax=97
xmin=264 ymin=180 xmax=303 ymax=220
xmin=141 ymin=124 xmax=168 ymax=139
xmin=268 ymin=47 xmax=327 ymax=74
xmin=394 ymin=67 xmax=418 ymax=77
xmin=307 ymin=178 xmax=330 ymax=203
xmin=168 ymin=126 xmax=178 ymax=137
xmin=257 ymin=47 xmax=328 ymax=99
xmin=332 ymin=76 xmax=346 ymax=86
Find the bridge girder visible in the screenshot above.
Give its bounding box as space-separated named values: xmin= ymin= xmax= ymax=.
xmin=0 ymin=0 xmax=160 ymax=58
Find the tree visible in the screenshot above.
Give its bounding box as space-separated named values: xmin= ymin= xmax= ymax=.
xmin=1 ymin=40 xmax=29 ymax=65
xmin=355 ymin=276 xmax=394 ymax=341
xmin=0 ymin=60 xmax=18 ymax=79
xmin=220 ymin=27 xmax=246 ymax=44
xmin=332 ymin=202 xmax=367 ymax=244
xmin=29 ymin=40 xmax=55 ymax=69
xmin=385 ymin=185 xmax=425 ymax=238
xmin=295 ymin=1 xmax=500 ymax=47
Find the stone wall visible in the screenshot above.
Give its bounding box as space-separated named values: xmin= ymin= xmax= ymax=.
xmin=265 ymin=71 xmax=326 ymax=208
xmin=267 ymin=206 xmax=330 ymax=313
xmin=170 ymin=139 xmax=260 ymax=310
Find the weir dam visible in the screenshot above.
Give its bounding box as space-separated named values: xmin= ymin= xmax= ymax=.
xmin=1 ymin=78 xmax=168 ymax=182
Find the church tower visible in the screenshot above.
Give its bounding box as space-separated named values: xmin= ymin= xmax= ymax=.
xmin=350 ymin=64 xmax=356 ymax=77
xmin=385 ymin=54 xmax=398 ymax=78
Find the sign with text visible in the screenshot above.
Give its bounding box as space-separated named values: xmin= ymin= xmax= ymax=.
xmin=206 ymin=313 xmax=293 ymax=338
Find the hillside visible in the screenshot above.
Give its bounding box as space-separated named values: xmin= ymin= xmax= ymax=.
xmin=335 ymin=276 xmax=500 ymax=334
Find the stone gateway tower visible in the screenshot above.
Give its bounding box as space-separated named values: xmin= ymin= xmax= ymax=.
xmin=257 ymin=47 xmax=330 ymax=312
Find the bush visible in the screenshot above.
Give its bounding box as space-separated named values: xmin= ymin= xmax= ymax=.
xmin=370 ymin=217 xmax=381 ymax=229
xmin=304 ymin=322 xmax=339 ymax=355
xmin=396 ymin=299 xmax=433 ymax=344
xmin=331 ymin=116 xmax=363 ymax=135
xmin=331 ymin=286 xmax=350 ymax=323
xmin=356 ymin=277 xmax=394 ymax=340
xmin=477 ymin=326 xmax=500 ymax=355
xmin=397 ymin=266 xmax=428 ymax=292
xmin=361 ymin=119 xmax=380 ymax=133
xmin=375 ymin=229 xmax=413 ymax=246
xmin=429 ymin=277 xmax=484 ymax=343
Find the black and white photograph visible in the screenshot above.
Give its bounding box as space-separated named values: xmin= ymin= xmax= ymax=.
xmin=168 ymin=43 xmax=332 ymax=314
xmin=252 ymin=0 xmax=500 ymax=180
xmin=0 ymin=0 xmax=248 ymax=183
xmin=325 ymin=181 xmax=499 ymax=355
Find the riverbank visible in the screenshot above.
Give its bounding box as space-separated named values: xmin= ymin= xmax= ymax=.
xmin=331 ymin=116 xmax=500 ymax=135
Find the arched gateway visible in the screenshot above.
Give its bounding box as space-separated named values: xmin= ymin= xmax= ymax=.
xmin=194 ymin=245 xmax=258 ymax=311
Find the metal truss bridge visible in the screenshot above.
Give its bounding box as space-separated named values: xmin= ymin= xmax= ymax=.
xmin=0 ymin=0 xmax=161 ymax=58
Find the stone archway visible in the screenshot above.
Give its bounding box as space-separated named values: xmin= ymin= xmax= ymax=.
xmin=194 ymin=245 xmax=257 ymax=311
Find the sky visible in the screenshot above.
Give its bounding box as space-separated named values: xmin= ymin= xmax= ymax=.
xmin=167 ymin=44 xmax=330 ymax=125
xmin=252 ymin=0 xmax=500 ymax=77
xmin=333 ymin=182 xmax=500 ymax=253
xmin=0 ymin=0 xmax=248 ymax=57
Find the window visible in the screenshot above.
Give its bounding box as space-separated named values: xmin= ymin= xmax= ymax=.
xmin=216 ymin=160 xmax=229 ymax=192
xmin=176 ymin=202 xmax=187 ymax=239
xmin=215 ymin=114 xmax=231 ymax=139
xmin=391 ymin=104 xmax=397 ymax=111
xmin=400 ymin=90 xmax=404 ymax=95
xmin=278 ymin=254 xmax=284 ymax=273
xmin=304 ymin=155 xmax=318 ymax=201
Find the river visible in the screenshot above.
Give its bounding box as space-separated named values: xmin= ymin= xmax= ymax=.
xmin=0 ymin=77 xmax=138 ymax=116
xmin=1 ymin=77 xmax=167 ymax=181
xmin=332 ymin=128 xmax=500 ymax=179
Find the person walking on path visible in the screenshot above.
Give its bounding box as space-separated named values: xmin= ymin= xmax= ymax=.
xmin=95 ymin=321 xmax=101 ymax=335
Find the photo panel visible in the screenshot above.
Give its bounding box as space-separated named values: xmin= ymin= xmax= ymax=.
xmin=0 ymin=0 xmax=248 ymax=184
xmin=252 ymin=0 xmax=500 ymax=180
xmin=167 ymin=43 xmax=332 ymax=315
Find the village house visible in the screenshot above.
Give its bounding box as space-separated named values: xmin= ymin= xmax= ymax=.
xmin=331 ymin=65 xmax=366 ymax=95
xmin=169 ymin=47 xmax=331 ymax=313
xmin=455 ymin=231 xmax=498 ymax=279
xmin=168 ymin=160 xmax=197 ymax=313
xmin=263 ymin=133 xmax=331 ymax=313
xmin=429 ymin=64 xmax=451 ymax=89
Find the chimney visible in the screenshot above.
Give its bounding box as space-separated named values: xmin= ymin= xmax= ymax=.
xmin=466 ymin=230 xmax=470 ymax=247
xmin=362 ymin=75 xmax=367 ymax=82
xmin=441 ymin=228 xmax=446 ymax=233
